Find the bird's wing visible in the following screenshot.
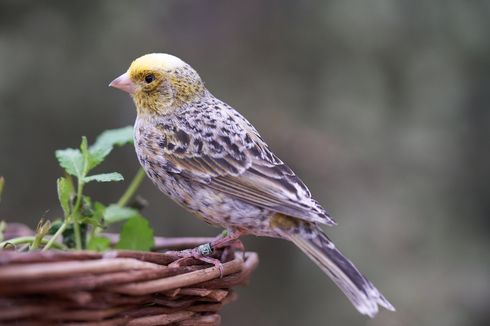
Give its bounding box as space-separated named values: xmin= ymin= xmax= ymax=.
xmin=156 ymin=108 xmax=335 ymax=226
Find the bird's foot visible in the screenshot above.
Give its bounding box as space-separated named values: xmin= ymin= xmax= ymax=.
xmin=167 ymin=245 xmax=225 ymax=277
xmin=167 ymin=229 xmax=246 ymax=277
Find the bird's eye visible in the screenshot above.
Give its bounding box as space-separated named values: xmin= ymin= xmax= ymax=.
xmin=144 ymin=74 xmax=155 ymax=83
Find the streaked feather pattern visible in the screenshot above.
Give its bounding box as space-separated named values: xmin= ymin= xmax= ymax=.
xmin=148 ymin=100 xmax=335 ymax=226
xmin=122 ymin=53 xmax=394 ymax=317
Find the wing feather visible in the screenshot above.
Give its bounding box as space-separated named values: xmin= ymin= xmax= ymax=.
xmin=158 ymin=107 xmax=335 ymax=226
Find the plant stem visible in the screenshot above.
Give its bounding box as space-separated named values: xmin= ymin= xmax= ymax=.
xmin=30 ymin=235 xmax=43 ymax=250
xmin=73 ymin=222 xmax=82 ymax=250
xmin=42 ymin=183 xmax=85 ymax=251
xmin=44 ymin=178 xmax=84 ymax=251
xmin=4 ymin=236 xmax=67 ymax=250
xmin=71 ymin=181 xmax=85 ymax=250
xmin=42 ymin=221 xmax=68 ymax=251
xmin=117 ymin=168 xmax=145 ymax=207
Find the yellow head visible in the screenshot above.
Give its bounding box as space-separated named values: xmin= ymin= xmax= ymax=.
xmin=109 ymin=53 xmax=205 ymax=115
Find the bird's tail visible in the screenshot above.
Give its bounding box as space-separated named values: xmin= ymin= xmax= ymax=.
xmin=272 ymin=215 xmax=395 ymax=317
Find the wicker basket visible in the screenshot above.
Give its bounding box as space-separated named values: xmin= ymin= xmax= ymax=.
xmin=0 ymin=236 xmax=258 ymax=326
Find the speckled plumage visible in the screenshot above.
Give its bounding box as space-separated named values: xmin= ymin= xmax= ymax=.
xmin=110 ymin=53 xmax=395 ymax=317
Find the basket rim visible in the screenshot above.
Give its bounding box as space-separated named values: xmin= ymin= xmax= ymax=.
xmin=0 ymin=239 xmax=259 ymax=325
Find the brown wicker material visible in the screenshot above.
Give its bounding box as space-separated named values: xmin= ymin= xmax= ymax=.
xmin=0 ymin=237 xmax=259 ymax=326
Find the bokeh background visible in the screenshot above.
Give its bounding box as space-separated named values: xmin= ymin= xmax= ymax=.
xmin=1 ymin=1 xmax=489 ymax=325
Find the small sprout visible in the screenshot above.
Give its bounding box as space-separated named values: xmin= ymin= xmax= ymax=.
xmin=0 ymin=221 xmax=6 ymax=242
xmin=2 ymin=242 xmax=15 ymax=250
xmin=0 ymin=176 xmax=4 ymax=202
xmin=31 ymin=219 xmax=52 ymax=250
xmin=36 ymin=218 xmax=52 ymax=235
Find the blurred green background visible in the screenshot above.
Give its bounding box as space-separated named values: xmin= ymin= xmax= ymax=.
xmin=1 ymin=0 xmax=489 ymax=325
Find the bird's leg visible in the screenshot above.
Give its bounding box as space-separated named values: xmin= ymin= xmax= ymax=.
xmin=167 ymin=229 xmax=245 ymax=277
xmin=176 ymin=229 xmax=244 ymax=260
xmin=167 ymin=246 xmax=225 ymax=276
xmin=207 ymin=229 xmax=245 ymax=250
xmin=209 ymin=229 xmax=247 ymax=261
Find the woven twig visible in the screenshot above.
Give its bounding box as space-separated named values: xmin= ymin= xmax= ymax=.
xmin=0 ymin=237 xmax=259 ymax=326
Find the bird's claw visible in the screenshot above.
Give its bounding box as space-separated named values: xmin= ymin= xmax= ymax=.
xmin=166 ymin=230 xmax=245 ymax=278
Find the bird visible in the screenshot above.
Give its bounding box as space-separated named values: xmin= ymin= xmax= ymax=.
xmin=109 ymin=53 xmax=395 ymax=317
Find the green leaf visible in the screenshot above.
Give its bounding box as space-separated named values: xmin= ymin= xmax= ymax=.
xmin=57 ymin=177 xmax=73 ymax=217
xmin=56 ymin=128 xmax=133 ymax=176
xmin=80 ymin=136 xmax=98 ymax=172
xmin=55 ymin=137 xmax=92 ymax=177
xmin=115 ymin=216 xmax=154 ymax=251
xmin=55 ymin=148 xmax=84 ymax=178
xmin=87 ymin=236 xmax=111 ymax=252
xmin=81 ymin=195 xmax=93 ymax=213
xmin=92 ymin=126 xmax=134 ymax=150
xmin=93 ymin=202 xmax=106 ymax=225
xmin=84 ymin=172 xmax=124 ymax=183
xmin=88 ymin=148 xmax=112 ymax=170
xmin=78 ymin=196 xmax=102 ymax=226
xmin=104 ymin=204 xmax=142 ymax=225
xmin=89 ymin=126 xmax=134 ymax=170
xmin=78 ymin=216 xmax=104 ymax=228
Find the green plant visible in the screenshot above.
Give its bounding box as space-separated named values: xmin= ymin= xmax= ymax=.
xmin=0 ymin=126 xmax=154 ymax=252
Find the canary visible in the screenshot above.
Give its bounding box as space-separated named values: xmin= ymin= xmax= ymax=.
xmin=110 ymin=53 xmax=395 ymax=317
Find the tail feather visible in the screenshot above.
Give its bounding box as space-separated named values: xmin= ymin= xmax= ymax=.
xmin=278 ymin=225 xmax=395 ymax=317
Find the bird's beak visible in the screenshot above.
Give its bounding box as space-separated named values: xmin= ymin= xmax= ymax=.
xmin=109 ymin=72 xmax=136 ymax=94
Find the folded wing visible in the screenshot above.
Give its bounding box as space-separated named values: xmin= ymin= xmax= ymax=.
xmin=157 ymin=107 xmax=335 ymax=226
